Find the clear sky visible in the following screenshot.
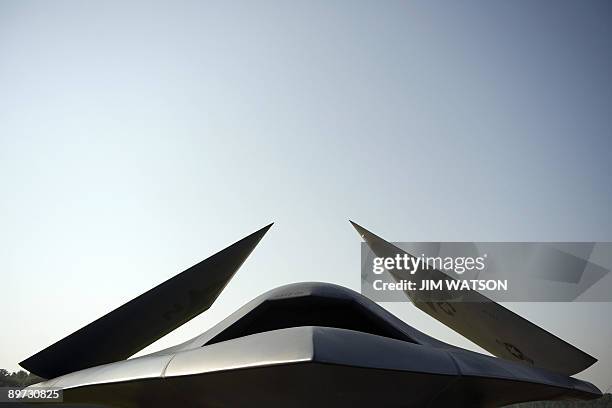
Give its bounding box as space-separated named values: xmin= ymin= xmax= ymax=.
xmin=1 ymin=0 xmax=611 ymax=391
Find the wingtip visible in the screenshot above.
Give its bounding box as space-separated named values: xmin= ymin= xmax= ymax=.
xmin=348 ymin=219 xmax=368 ymax=239
xmin=250 ymin=222 xmax=274 ymax=237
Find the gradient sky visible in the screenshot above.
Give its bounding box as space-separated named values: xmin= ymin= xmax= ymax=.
xmin=1 ymin=0 xmax=611 ymax=392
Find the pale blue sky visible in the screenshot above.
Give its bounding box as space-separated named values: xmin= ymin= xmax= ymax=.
xmin=1 ymin=0 xmax=611 ymax=391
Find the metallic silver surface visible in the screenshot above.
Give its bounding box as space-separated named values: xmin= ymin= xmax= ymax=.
xmin=22 ymin=224 xmax=602 ymax=407
xmin=350 ymin=220 xmax=598 ymax=376
xmin=20 ymin=224 xmax=273 ymax=379
xmin=29 ymin=283 xmax=601 ymax=406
